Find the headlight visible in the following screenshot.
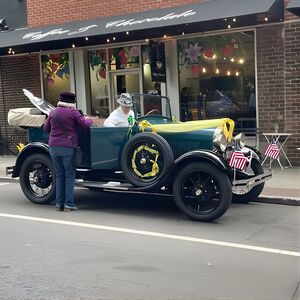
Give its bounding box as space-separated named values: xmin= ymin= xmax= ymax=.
xmin=213 ymin=128 xmax=228 ymax=152
xmin=233 ymin=133 xmax=246 ymax=149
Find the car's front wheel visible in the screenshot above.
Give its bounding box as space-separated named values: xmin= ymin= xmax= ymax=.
xmin=19 ymin=153 xmax=56 ymax=204
xmin=173 ymin=162 xmax=232 ymax=222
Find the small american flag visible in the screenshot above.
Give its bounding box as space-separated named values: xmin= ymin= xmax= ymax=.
xmin=229 ymin=151 xmax=248 ymax=170
xmin=265 ymin=143 xmax=280 ymax=159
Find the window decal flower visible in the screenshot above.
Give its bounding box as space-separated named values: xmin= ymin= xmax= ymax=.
xmin=185 ymin=42 xmax=202 ymax=64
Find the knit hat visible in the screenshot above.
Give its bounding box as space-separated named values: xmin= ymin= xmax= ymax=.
xmin=58 ymin=92 xmax=77 ymax=103
xmin=117 ymin=93 xmax=132 ymax=107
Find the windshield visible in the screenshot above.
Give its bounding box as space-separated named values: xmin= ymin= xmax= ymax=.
xmin=23 ymin=89 xmax=55 ymax=116
xmin=132 ymin=93 xmax=172 ymax=119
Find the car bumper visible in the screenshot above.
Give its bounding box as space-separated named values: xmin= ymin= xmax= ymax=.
xmin=232 ymin=170 xmax=272 ymax=195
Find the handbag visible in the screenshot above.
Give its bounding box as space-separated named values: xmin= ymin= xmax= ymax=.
xmin=74 ymin=146 xmax=83 ymax=165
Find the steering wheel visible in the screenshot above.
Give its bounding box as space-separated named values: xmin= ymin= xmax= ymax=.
xmin=144 ymin=109 xmax=160 ymax=116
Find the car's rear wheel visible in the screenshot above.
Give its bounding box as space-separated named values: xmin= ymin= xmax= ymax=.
xmin=232 ymin=159 xmax=265 ymax=204
xmin=121 ymin=132 xmax=174 ymax=189
xmin=19 ymin=153 xmax=55 ymax=204
xmin=173 ymin=162 xmax=232 ymax=222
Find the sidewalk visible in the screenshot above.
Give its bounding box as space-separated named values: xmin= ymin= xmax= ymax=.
xmin=0 ymin=155 xmax=299 ymax=205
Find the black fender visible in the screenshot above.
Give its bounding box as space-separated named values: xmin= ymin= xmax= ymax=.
xmin=12 ymin=142 xmax=50 ymax=178
xmin=173 ymin=150 xmax=232 ymax=178
xmin=244 ymin=145 xmax=262 ymax=161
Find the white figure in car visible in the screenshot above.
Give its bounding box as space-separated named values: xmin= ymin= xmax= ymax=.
xmin=103 ymin=93 xmax=135 ymax=127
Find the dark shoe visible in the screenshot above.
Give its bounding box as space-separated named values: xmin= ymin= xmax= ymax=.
xmin=56 ymin=206 xmax=64 ymax=211
xmin=64 ymin=206 xmax=79 ymax=211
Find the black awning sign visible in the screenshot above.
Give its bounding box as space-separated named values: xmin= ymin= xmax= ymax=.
xmin=149 ymin=40 xmax=166 ymax=83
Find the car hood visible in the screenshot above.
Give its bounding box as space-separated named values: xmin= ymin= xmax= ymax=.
xmin=147 ymin=118 xmax=235 ymax=142
xmin=23 ymin=89 xmax=55 ymax=116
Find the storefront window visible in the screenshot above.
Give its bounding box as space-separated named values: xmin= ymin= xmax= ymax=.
xmin=88 ymin=49 xmax=109 ymax=118
xmin=142 ymin=45 xmax=161 ymax=95
xmin=109 ymin=45 xmax=140 ymax=70
xmin=41 ymin=52 xmax=70 ymax=105
xmin=178 ymin=31 xmax=256 ymax=132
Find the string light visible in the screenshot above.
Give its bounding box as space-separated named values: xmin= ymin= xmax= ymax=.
xmin=239 ymin=58 xmax=244 ymax=64
xmin=264 ymin=17 xmax=268 ymax=22
xmin=227 ymin=70 xmax=231 ymax=76
xmin=107 ymin=38 xmax=110 ymax=43
xmin=85 ymin=37 xmax=89 ymax=41
xmin=113 ymin=37 xmax=116 ymax=41
xmin=231 ymin=58 xmax=235 ymax=62
xmin=235 ymin=72 xmax=240 ymax=76
xmin=145 ymin=38 xmax=149 ymax=42
xmin=227 ymin=24 xmax=231 ymax=29
xmin=72 ymin=44 xmax=75 ymax=48
xmin=215 ymin=68 xmax=220 ymax=74
xmin=233 ymin=18 xmax=236 ymax=22
xmin=163 ymin=34 xmax=167 ymax=38
xmin=126 ymin=31 xmax=129 ymax=35
xmin=202 ymin=67 xmax=207 ymax=73
xmin=182 ymin=32 xmax=185 ymax=35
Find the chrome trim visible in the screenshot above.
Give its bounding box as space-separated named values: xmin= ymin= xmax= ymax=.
xmin=232 ymin=170 xmax=272 ymax=195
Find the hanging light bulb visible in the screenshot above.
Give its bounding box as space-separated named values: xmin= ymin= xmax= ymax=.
xmin=107 ymin=38 xmax=110 ymax=43
xmin=215 ymin=68 xmax=220 ymax=74
xmin=202 ymin=67 xmax=207 ymax=73
xmin=235 ymin=71 xmax=240 ymax=76
xmin=72 ymin=44 xmax=75 ymax=48
xmin=85 ymin=37 xmax=89 ymax=41
xmin=227 ymin=70 xmax=231 ymax=76
xmin=239 ymin=58 xmax=244 ymax=64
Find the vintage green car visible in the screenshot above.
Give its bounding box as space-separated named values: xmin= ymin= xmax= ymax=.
xmin=7 ymin=90 xmax=272 ymax=222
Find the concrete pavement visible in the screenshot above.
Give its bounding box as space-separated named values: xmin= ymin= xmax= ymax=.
xmin=0 ymin=154 xmax=299 ymax=205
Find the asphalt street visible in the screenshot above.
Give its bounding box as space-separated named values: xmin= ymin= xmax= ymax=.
xmin=0 ymin=182 xmax=299 ymax=300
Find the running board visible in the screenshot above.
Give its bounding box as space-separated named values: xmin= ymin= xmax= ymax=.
xmin=75 ymin=180 xmax=172 ymax=196
xmin=75 ymin=180 xmax=133 ymax=191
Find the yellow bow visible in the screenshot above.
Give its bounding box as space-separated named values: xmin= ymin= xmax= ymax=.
xmin=222 ymin=119 xmax=235 ymax=142
xmin=139 ymin=120 xmax=156 ymax=133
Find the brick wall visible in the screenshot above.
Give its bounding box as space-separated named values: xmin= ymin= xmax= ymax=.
xmin=0 ymin=54 xmax=41 ymax=154
xmin=257 ymin=22 xmax=300 ymax=165
xmin=27 ymin=0 xmax=204 ymax=27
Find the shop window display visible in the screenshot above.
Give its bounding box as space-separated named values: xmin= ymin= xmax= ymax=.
xmin=109 ymin=45 xmax=140 ymax=70
xmin=88 ymin=49 xmax=109 ymax=118
xmin=41 ymin=52 xmax=70 ymax=105
xmin=178 ymin=31 xmax=256 ymax=133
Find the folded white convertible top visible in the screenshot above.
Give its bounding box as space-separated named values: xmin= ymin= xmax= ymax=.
xmin=8 ymin=108 xmax=46 ymax=127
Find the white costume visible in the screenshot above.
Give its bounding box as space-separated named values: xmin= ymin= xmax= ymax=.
xmin=103 ymin=106 xmax=134 ymax=127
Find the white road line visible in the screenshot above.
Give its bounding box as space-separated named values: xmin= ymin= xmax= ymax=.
xmin=0 ymin=212 xmax=299 ymax=257
xmin=0 ymin=183 xmax=10 ymax=186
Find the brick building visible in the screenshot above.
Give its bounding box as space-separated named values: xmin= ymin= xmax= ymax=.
xmin=0 ymin=0 xmax=299 ymax=165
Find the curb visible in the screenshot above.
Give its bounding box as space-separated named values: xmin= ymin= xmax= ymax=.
xmin=0 ymin=177 xmax=19 ymax=183
xmin=255 ymin=196 xmax=300 ymax=206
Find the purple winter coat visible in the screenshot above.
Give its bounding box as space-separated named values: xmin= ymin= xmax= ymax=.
xmin=43 ymin=107 xmax=93 ymax=148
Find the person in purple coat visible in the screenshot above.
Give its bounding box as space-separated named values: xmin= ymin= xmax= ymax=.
xmin=44 ymin=92 xmax=93 ymax=211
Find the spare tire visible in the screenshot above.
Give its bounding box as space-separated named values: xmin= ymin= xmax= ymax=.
xmin=121 ymin=132 xmax=174 ymax=188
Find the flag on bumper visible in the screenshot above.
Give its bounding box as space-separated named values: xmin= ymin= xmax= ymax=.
xmin=229 ymin=151 xmax=247 ymax=170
